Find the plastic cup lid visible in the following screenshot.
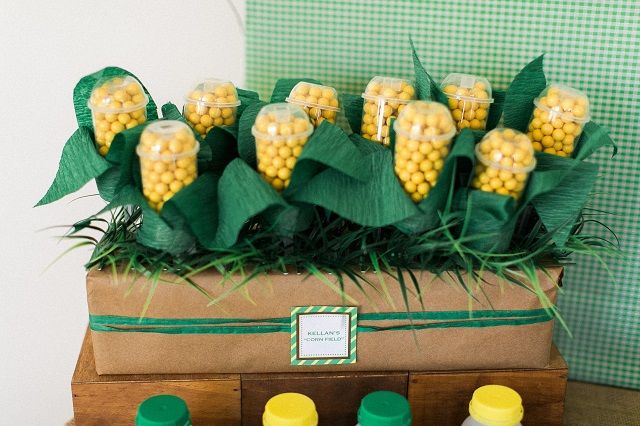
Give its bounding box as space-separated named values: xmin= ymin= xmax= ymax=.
xmin=475 ymin=128 xmax=536 ymax=173
xmin=136 ymin=395 xmax=191 ymax=426
xmin=251 ymin=103 xmax=314 ymax=142
xmin=285 ymin=81 xmax=340 ymax=111
xmin=184 ymin=78 xmax=241 ymax=108
xmin=357 ymin=391 xmax=412 ymax=426
xmin=361 ymin=76 xmax=415 ymax=103
xmin=533 ymin=84 xmax=590 ymax=123
xmin=136 ymin=120 xmax=200 ymax=160
xmin=87 ymin=75 xmax=149 ymax=113
xmin=441 ymin=72 xmax=494 ymax=103
xmin=469 ymin=385 xmax=523 ymax=426
xmin=263 ymin=393 xmax=318 ymax=426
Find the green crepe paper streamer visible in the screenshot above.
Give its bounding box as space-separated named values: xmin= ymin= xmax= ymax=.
xmin=161 ymin=172 xmax=219 ymax=248
xmin=523 ymin=153 xmax=599 ymax=248
xmin=291 ymin=140 xmax=420 ymax=227
xmin=502 ymin=55 xmax=546 ymax=132
xmin=574 ymin=121 xmax=618 ymax=161
xmin=210 ymin=159 xmax=287 ymax=249
xmin=36 ymin=127 xmax=110 ymax=206
xmin=486 ymin=89 xmax=506 ymax=130
xmin=270 ymin=78 xmax=323 ymax=103
xmin=73 ymin=66 xmax=158 ymax=129
xmin=463 ymin=190 xmax=517 ymax=253
xmin=94 ymin=167 xmax=120 ymax=202
xmin=410 ymin=38 xmax=448 ymax=105
xmin=341 ymin=93 xmax=364 ymax=134
xmin=284 ymin=121 xmax=371 ymax=196
xmin=103 ymin=185 xmax=195 ymax=254
xmin=394 ymin=129 xmax=476 ymax=233
xmin=237 ymin=101 xmax=268 ymax=168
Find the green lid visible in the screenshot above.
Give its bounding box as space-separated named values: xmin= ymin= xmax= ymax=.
xmin=136 ymin=395 xmax=191 ymax=426
xmin=357 ymin=391 xmax=412 ymax=426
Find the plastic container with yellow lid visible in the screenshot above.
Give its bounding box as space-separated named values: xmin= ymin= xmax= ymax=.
xmin=461 ymin=385 xmax=523 ymax=426
xmin=263 ymin=392 xmax=318 ymax=426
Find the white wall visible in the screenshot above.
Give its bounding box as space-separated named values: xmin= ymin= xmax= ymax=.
xmin=0 ymin=1 xmax=246 ymax=423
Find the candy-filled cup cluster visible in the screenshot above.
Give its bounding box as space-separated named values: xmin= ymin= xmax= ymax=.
xmin=527 ymin=84 xmax=590 ymax=157
xmin=285 ymin=82 xmax=340 ymax=128
xmin=88 ymin=76 xmax=149 ymax=156
xmin=252 ymin=103 xmax=314 ymax=191
xmin=441 ymin=73 xmax=493 ymax=132
xmin=361 ymin=76 xmax=415 ymax=145
xmin=472 ymin=128 xmax=536 ymax=199
xmin=393 ymin=101 xmax=456 ymax=203
xmin=183 ymin=79 xmax=241 ymax=138
xmin=136 ymin=121 xmax=199 ymax=212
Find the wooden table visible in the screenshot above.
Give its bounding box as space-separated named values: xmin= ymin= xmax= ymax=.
xmin=72 ymin=330 xmax=568 ymax=425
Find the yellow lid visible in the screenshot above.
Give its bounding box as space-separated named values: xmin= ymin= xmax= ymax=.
xmin=469 ymin=385 xmax=523 ymax=426
xmin=263 ymin=393 xmax=318 ymax=426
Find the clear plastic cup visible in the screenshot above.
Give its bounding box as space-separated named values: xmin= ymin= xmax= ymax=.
xmin=88 ymin=76 xmax=149 ymax=156
xmin=285 ymin=82 xmax=340 ymax=128
xmin=252 ymin=103 xmax=313 ymax=192
xmin=136 ymin=121 xmax=199 ymax=212
xmin=526 ymin=84 xmax=590 ymax=157
xmin=361 ymin=76 xmax=415 ymax=146
xmin=472 ymin=128 xmax=536 ymax=199
xmin=441 ymin=73 xmax=494 ymax=132
xmin=393 ymin=101 xmax=456 ymax=203
xmin=183 ymin=79 xmax=241 ymax=138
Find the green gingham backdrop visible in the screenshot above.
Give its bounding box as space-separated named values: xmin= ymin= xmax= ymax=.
xmin=245 ymin=0 xmax=640 ymax=389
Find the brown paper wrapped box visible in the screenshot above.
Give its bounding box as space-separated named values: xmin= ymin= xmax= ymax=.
xmin=87 ymin=267 xmax=561 ymax=375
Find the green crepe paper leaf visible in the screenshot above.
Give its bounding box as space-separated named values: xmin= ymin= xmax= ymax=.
xmin=394 ymin=129 xmax=476 ymax=233
xmin=103 ymin=185 xmax=195 ymax=254
xmin=486 ymin=89 xmax=506 ymax=130
xmin=463 ymin=190 xmax=517 ymax=253
xmin=524 ymin=153 xmax=599 ymax=248
xmin=261 ymin=204 xmax=315 ymax=237
xmin=73 ymin=66 xmax=158 ymax=129
xmin=237 ymin=101 xmax=268 ymax=167
xmin=284 ymin=121 xmax=371 ymax=195
xmin=160 ymin=172 xmax=219 ymax=248
xmin=95 ymin=167 xmax=120 ymax=202
xmin=574 ymin=121 xmax=618 ymax=161
xmin=201 ymin=126 xmax=239 ymax=174
xmin=36 ymin=127 xmax=110 ymax=206
xmin=270 ymin=78 xmax=323 ymax=103
xmin=105 ymin=125 xmax=146 ymax=192
xmin=410 ymin=37 xmax=448 ymax=105
xmin=341 ymin=93 xmax=364 ymax=134
xmin=210 ymin=159 xmax=288 ymax=249
xmin=503 ymin=55 xmax=547 ymax=132
xmin=291 ymin=141 xmax=420 ymax=227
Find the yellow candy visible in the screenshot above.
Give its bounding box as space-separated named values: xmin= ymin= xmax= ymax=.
xmin=526 ymin=84 xmax=590 ymax=157
xmin=393 ymin=101 xmax=455 ymax=203
xmin=361 ymin=76 xmax=415 ymax=145
xmin=252 ymin=103 xmax=313 ymax=191
xmin=472 ymin=128 xmax=536 ymax=199
xmin=286 ymin=82 xmax=341 ymax=128
xmin=440 ymin=73 xmax=493 ymax=132
xmin=89 ymin=76 xmax=148 ymax=156
xmin=183 ymin=79 xmax=240 ymax=138
xmin=136 ymin=121 xmax=199 ymax=211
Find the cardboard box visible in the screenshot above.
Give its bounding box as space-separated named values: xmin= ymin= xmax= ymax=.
xmin=86 ymin=267 xmax=561 ymax=375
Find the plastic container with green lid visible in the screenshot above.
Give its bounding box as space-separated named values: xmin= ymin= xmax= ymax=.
xmin=356 ymin=390 xmax=412 ymax=426
xmin=136 ymin=394 xmax=191 ymax=426
xmin=462 ymin=385 xmax=523 ymax=426
xmin=263 ymin=392 xmax=319 ymax=426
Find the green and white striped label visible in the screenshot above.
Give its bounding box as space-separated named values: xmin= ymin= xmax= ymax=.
xmin=291 ymin=306 xmax=357 ymax=366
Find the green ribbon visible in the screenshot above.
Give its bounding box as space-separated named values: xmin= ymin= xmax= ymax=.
xmin=89 ymin=308 xmax=553 ymax=334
